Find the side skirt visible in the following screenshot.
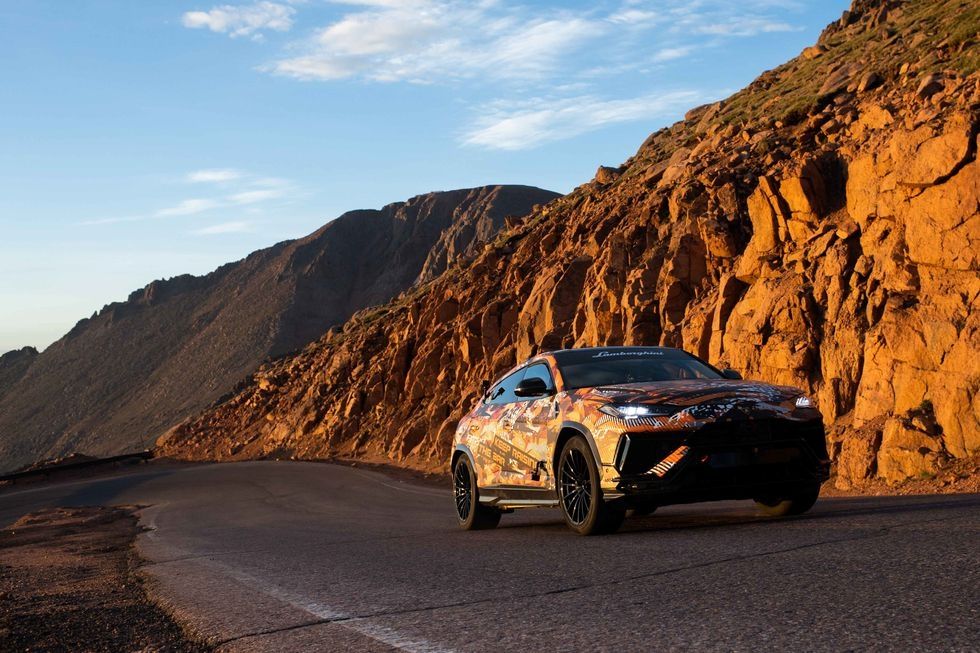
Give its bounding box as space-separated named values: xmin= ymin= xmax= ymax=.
xmin=480 ymin=485 xmax=558 ymax=509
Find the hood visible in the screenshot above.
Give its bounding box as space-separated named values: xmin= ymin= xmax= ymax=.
xmin=583 ymin=379 xmax=805 ymax=409
xmin=578 ymin=379 xmax=815 ymax=425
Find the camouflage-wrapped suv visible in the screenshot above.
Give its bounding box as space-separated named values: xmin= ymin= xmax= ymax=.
xmin=452 ymin=346 xmax=829 ymax=535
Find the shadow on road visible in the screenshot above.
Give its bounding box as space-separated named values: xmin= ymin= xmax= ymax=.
xmin=493 ymin=493 xmax=980 ymax=536
xmin=0 ymin=468 xmax=180 ymax=527
xmin=58 ymin=469 xmax=177 ymax=505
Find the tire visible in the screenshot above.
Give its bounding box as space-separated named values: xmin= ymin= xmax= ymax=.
xmin=754 ymin=483 xmax=821 ymax=517
xmin=557 ymin=437 xmax=625 ymax=535
xmin=453 ymin=455 xmax=501 ymax=530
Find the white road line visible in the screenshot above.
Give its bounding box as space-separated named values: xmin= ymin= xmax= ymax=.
xmin=345 ymin=467 xmax=448 ymax=498
xmin=216 ymin=564 xmax=458 ymax=653
xmin=136 ymin=505 xmax=456 ymax=653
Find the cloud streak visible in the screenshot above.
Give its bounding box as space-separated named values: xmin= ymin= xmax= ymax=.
xmin=229 ymin=188 xmax=286 ymax=204
xmin=156 ymin=198 xmax=221 ymax=217
xmin=186 ymin=168 xmax=243 ymax=183
xmin=182 ymin=1 xmax=295 ymax=39
xmin=183 ymin=0 xmax=806 ymax=149
xmin=256 ymin=0 xmax=800 ymax=83
xmin=264 ymin=2 xmax=607 ymax=82
xmin=462 ymin=91 xmax=702 ymax=151
xmin=79 ymin=169 xmax=296 ymax=226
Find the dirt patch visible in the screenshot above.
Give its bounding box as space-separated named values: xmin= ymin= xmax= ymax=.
xmin=0 ymin=505 xmax=210 ymax=652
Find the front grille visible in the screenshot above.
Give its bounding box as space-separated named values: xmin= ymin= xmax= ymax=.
xmin=616 ymin=418 xmax=827 ymax=477
xmin=615 ymin=432 xmax=686 ymax=475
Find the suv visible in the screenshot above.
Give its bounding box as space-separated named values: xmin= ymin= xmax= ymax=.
xmin=452 ymin=346 xmax=829 ymax=535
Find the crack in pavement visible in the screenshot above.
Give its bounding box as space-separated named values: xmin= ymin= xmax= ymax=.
xmin=213 ymin=617 xmax=335 ymax=649
xmin=208 ymin=511 xmax=974 ymax=650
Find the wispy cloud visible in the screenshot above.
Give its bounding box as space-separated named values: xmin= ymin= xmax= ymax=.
xmin=186 ymin=168 xmax=243 ymax=183
xmin=264 ymin=2 xmax=606 ymax=82
xmin=462 ymin=91 xmax=701 ymax=151
xmin=192 ymin=221 xmax=254 ymax=235
xmin=183 ymin=0 xmax=807 ymax=149
xmin=651 ymin=46 xmax=695 ymax=63
xmin=155 ymin=198 xmax=221 ymax=217
xmin=253 ymin=0 xmax=802 ymax=83
xmin=229 ymin=188 xmax=286 ymax=204
xmin=607 ymin=8 xmax=659 ymax=26
xmin=182 ymin=1 xmax=295 ymax=40
xmin=695 ymin=17 xmax=797 ymax=36
xmin=79 ymin=169 xmax=297 ymax=226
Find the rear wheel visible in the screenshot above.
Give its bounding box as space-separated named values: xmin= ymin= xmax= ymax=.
xmin=453 ymin=455 xmax=501 ymax=530
xmin=754 ymin=483 xmax=821 ymax=517
xmin=557 ymin=437 xmax=625 ymax=535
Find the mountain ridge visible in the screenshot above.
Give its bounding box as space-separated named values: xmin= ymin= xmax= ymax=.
xmin=0 ymin=184 xmax=558 ymax=472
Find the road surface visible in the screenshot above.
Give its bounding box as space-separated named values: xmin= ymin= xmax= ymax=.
xmin=1 ymin=461 xmax=977 ymax=652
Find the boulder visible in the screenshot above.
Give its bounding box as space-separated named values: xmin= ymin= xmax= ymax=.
xmin=915 ymin=73 xmax=943 ymax=98
xmin=594 ymin=166 xmax=621 ymax=185
xmin=856 ymin=71 xmax=883 ymax=92
xmin=876 ymin=417 xmax=946 ymax=483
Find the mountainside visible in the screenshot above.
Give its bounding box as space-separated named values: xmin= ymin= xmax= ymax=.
xmin=167 ymin=0 xmax=978 ymax=489
xmin=0 ymin=347 xmax=37 ymax=402
xmin=0 ymin=185 xmax=558 ymax=472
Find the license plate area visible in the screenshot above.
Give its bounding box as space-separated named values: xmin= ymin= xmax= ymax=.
xmin=707 ymin=447 xmax=801 ymax=468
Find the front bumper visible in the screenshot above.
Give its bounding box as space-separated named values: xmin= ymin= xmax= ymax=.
xmin=606 ymin=418 xmax=830 ymax=505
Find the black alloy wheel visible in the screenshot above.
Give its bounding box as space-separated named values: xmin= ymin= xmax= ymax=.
xmin=557 ymin=436 xmax=625 ymax=535
xmin=559 ymin=447 xmax=593 ymax=525
xmin=453 ymin=455 xmax=501 ymax=530
xmin=453 ymin=460 xmax=472 ymax=522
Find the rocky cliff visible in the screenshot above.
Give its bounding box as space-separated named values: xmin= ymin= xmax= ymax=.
xmin=0 ymin=185 xmax=557 ymax=472
xmin=163 ymin=0 xmax=979 ymax=489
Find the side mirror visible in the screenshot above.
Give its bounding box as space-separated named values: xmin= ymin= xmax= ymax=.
xmin=514 ymin=377 xmax=550 ymax=398
xmin=721 ymin=368 xmax=742 ymax=380
xmin=480 ymin=380 xmax=491 ymax=397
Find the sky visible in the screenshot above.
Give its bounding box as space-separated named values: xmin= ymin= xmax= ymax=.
xmin=0 ymin=0 xmax=849 ymax=352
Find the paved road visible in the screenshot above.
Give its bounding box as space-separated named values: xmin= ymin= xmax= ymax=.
xmin=1 ymin=461 xmax=977 ymax=652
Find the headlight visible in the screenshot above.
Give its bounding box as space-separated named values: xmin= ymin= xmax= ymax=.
xmin=599 ymin=404 xmax=672 ymax=419
xmin=795 ymin=395 xmax=814 ymax=408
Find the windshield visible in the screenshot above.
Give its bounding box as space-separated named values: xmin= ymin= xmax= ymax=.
xmin=554 ymin=348 xmax=722 ymax=389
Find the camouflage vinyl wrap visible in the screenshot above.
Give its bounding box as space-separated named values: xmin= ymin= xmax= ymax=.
xmin=454 ymin=353 xmax=817 ymax=493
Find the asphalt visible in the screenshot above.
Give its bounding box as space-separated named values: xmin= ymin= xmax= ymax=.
xmin=1 ymin=461 xmax=977 ymax=652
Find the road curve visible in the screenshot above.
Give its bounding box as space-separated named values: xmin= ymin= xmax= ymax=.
xmin=1 ymin=461 xmax=977 ymax=652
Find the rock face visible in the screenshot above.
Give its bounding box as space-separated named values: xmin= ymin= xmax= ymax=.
xmin=163 ymin=0 xmax=980 ymax=487
xmin=0 ymin=347 xmax=38 ymax=401
xmin=0 ymin=186 xmax=557 ymax=472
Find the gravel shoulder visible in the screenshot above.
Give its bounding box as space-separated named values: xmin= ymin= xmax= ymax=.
xmin=0 ymin=505 xmax=210 ymax=652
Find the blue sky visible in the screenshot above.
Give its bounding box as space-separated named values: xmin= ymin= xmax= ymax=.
xmin=0 ymin=0 xmax=848 ymax=352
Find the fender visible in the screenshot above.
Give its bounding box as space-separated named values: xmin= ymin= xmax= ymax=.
xmin=452 ymin=443 xmax=477 ymax=471
xmin=556 ymin=420 xmax=623 ymax=500
xmin=555 ymin=420 xmax=603 ymax=472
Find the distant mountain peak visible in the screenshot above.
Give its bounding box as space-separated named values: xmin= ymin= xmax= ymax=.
xmin=0 ymin=185 xmax=558 ymax=472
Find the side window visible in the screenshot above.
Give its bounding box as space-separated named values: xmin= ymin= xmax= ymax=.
xmin=486 ymin=369 xmax=525 ymax=405
xmin=521 ymin=363 xmax=554 ymax=394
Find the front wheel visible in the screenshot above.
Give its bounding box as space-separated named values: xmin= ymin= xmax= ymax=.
xmin=754 ymin=483 xmax=821 ymax=517
xmin=557 ymin=437 xmax=625 ymax=535
xmin=453 ymin=455 xmax=501 ymax=530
